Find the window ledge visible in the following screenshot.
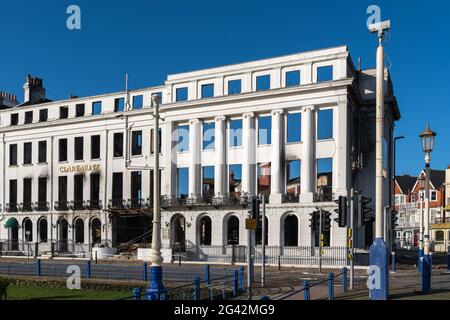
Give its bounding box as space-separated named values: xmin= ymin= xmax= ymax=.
xmin=37 ymin=162 xmax=48 ymax=165
xmin=22 ymin=163 xmax=33 ymax=166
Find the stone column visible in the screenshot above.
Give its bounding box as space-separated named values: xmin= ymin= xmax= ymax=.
xmin=335 ymin=100 xmax=349 ymax=197
xmin=270 ymin=109 xmax=284 ymax=203
xmin=242 ymin=112 xmax=256 ymax=196
xmin=189 ymin=119 xmax=201 ymax=198
xmin=300 ymin=106 xmax=316 ymax=202
xmin=163 ymin=121 xmax=177 ymax=197
xmin=215 ymin=116 xmax=227 ymax=197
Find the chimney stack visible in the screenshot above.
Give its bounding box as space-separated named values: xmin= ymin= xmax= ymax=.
xmin=0 ymin=91 xmax=19 ymax=108
xmin=23 ymin=74 xmax=46 ymax=104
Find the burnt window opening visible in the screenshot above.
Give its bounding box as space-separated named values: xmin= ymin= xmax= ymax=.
xmin=91 ymin=218 xmax=102 ymax=244
xmin=38 ymin=219 xmax=48 ymax=243
xmin=75 ymin=219 xmax=84 ymax=244
xmin=131 ymin=131 xmax=142 ymax=156
xmin=9 ymin=144 xmax=17 ymax=166
xmin=91 ymin=135 xmax=101 ymax=159
xmin=23 ymin=178 xmax=32 ymax=211
xmin=38 ymin=177 xmax=47 ymax=210
xmin=74 ymin=174 xmax=84 ymax=209
xmin=227 ymin=216 xmax=239 ymax=245
xmin=90 ymin=173 xmax=100 ymax=208
xmin=202 ymin=166 xmax=214 ymax=198
xmin=23 ymin=142 xmax=32 ymax=165
xmin=284 ymin=215 xmax=298 ymax=246
xmin=39 ymin=109 xmax=48 ymax=122
xmin=74 ymin=137 xmax=84 ymax=161
xmin=38 ymin=141 xmax=47 ymax=163
xmin=75 ymin=104 xmax=85 ymax=117
xmin=9 ymin=179 xmax=17 ymax=209
xmin=60 ymin=106 xmax=69 ymax=119
xmin=24 ymin=111 xmax=33 ymax=124
xmin=58 ymin=176 xmax=68 ymax=206
xmin=113 ymin=133 xmax=124 ymax=157
xmin=10 ymin=113 xmax=19 ymax=126
xmin=59 ymin=139 xmax=67 ymax=162
xmin=131 ymin=171 xmax=142 ymax=208
xmin=199 ymin=216 xmax=212 ymax=246
xmin=112 ymin=172 xmax=123 ymax=207
xmin=150 ymin=129 xmax=162 ymax=154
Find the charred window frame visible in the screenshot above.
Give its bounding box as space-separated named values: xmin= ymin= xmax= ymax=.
xmin=10 ymin=113 xmax=19 ymax=126
xmin=74 ymin=174 xmax=84 ymax=207
xmin=9 ymin=179 xmax=17 ymax=207
xmin=23 ymin=142 xmax=32 ymax=165
xmin=24 ymin=111 xmax=33 ymax=124
xmin=90 ymin=173 xmax=100 ymax=207
xmin=60 ymin=106 xmax=69 ymax=119
xmin=91 ymin=135 xmax=101 ymax=159
xmin=131 ymin=171 xmax=142 ymax=206
xmin=75 ymin=104 xmax=85 ymax=117
xmin=38 ymin=177 xmax=47 ymax=208
xmin=38 ymin=141 xmax=47 ymax=163
xmin=74 ymin=137 xmax=84 ymax=161
xmin=113 ymin=133 xmax=124 ymax=157
xmin=112 ymin=172 xmax=123 ymax=205
xmin=131 ymin=131 xmax=142 ymax=156
xmin=39 ymin=109 xmax=48 ymax=122
xmin=58 ymin=176 xmax=68 ymax=204
xmin=9 ymin=144 xmax=17 ymax=166
xmin=59 ymin=139 xmax=68 ymax=162
xmin=23 ymin=178 xmax=32 ymax=210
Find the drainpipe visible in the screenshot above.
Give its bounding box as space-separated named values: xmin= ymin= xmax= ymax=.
xmin=2 ymin=133 xmax=5 ymax=222
xmin=104 ymin=129 xmax=109 ymax=246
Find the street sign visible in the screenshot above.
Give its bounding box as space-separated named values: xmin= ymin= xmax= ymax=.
xmin=246 ymin=218 xmax=257 ymax=230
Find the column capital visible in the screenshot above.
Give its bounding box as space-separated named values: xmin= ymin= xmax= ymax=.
xmin=189 ymin=118 xmax=201 ymax=125
xmin=271 ymin=109 xmax=284 ymax=116
xmin=215 ymin=115 xmax=226 ymax=122
xmin=301 ymin=105 xmax=316 ymax=113
xmin=243 ymin=112 xmax=255 ymax=119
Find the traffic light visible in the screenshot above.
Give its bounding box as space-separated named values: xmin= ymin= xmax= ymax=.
xmin=334 ymin=196 xmax=347 ymax=228
xmin=248 ymin=197 xmax=261 ymax=222
xmin=309 ymin=210 xmax=320 ymax=230
xmin=391 ymin=210 xmax=398 ymax=230
xmin=322 ymin=211 xmax=332 ymax=232
xmin=360 ymin=196 xmax=373 ymax=224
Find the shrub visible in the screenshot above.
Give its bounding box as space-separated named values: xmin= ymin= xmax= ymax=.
xmin=0 ymin=278 xmax=12 ymax=300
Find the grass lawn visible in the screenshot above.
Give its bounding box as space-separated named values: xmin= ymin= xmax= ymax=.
xmin=6 ymin=284 xmax=132 ymax=300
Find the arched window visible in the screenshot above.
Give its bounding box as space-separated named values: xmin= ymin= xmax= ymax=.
xmin=199 ymin=216 xmax=212 ymax=246
xmin=75 ymin=219 xmax=84 ymax=243
xmin=284 ymin=214 xmax=298 ymax=246
xmin=23 ymin=218 xmax=33 ymax=242
xmin=38 ymin=218 xmax=48 ymax=243
xmin=227 ymin=216 xmax=239 ymax=245
xmin=91 ymin=218 xmax=102 ymax=244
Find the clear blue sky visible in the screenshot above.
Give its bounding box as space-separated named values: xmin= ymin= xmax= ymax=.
xmin=1 ymin=0 xmax=449 ymax=176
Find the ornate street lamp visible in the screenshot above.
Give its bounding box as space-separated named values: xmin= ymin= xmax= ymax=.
xmin=419 ymin=124 xmax=436 ymax=294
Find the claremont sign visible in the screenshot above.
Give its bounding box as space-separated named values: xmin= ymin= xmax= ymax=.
xmin=59 ymin=164 xmax=101 ymax=173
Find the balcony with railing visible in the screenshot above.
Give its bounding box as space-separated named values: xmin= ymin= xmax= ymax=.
xmin=35 ymin=201 xmax=50 ymax=212
xmin=55 ymin=201 xmax=69 ymax=211
xmin=5 ymin=203 xmax=18 ymax=213
xmin=87 ymin=199 xmax=103 ymax=210
xmin=160 ymin=192 xmax=253 ymax=210
xmin=282 ymin=193 xmax=300 ymax=203
xmin=71 ymin=200 xmax=86 ymax=211
xmin=314 ymin=186 xmax=333 ymax=202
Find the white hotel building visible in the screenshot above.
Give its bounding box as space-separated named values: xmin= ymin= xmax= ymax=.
xmin=0 ymin=46 xmax=400 ymax=261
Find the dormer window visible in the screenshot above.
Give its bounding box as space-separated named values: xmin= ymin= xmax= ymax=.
xmin=24 ymin=111 xmax=33 ymax=124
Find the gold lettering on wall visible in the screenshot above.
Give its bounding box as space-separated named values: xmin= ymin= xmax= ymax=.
xmin=59 ymin=164 xmax=101 ymax=173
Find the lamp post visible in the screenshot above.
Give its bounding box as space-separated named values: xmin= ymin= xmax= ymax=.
xmin=368 ymin=19 xmax=391 ymax=300
xmin=418 ymin=175 xmax=425 ymax=272
xmin=419 ymin=125 xmax=436 ymax=294
xmin=148 ymin=93 xmax=164 ymax=299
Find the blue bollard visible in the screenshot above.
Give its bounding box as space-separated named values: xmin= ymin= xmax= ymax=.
xmin=194 ymin=276 xmax=201 ymax=300
xmin=447 ymin=246 xmax=450 ymax=273
xmin=205 ymin=265 xmax=210 ymax=285
xmin=418 ymin=246 xmax=424 ymax=272
xmin=36 ymin=259 xmax=41 ymax=276
xmin=303 ymin=280 xmax=310 ymax=300
xmin=342 ymin=267 xmax=348 ymax=292
xmin=327 ymin=272 xmax=334 ymax=300
xmin=87 ymin=260 xmax=92 ymax=279
xmin=239 ymin=267 xmax=245 ymax=291
xmin=391 ymin=251 xmax=397 ymax=273
xmin=143 ymin=262 xmax=148 ymax=282
xmin=133 ymin=288 xmax=142 ymax=300
xmin=233 ymin=270 xmax=239 ymax=296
